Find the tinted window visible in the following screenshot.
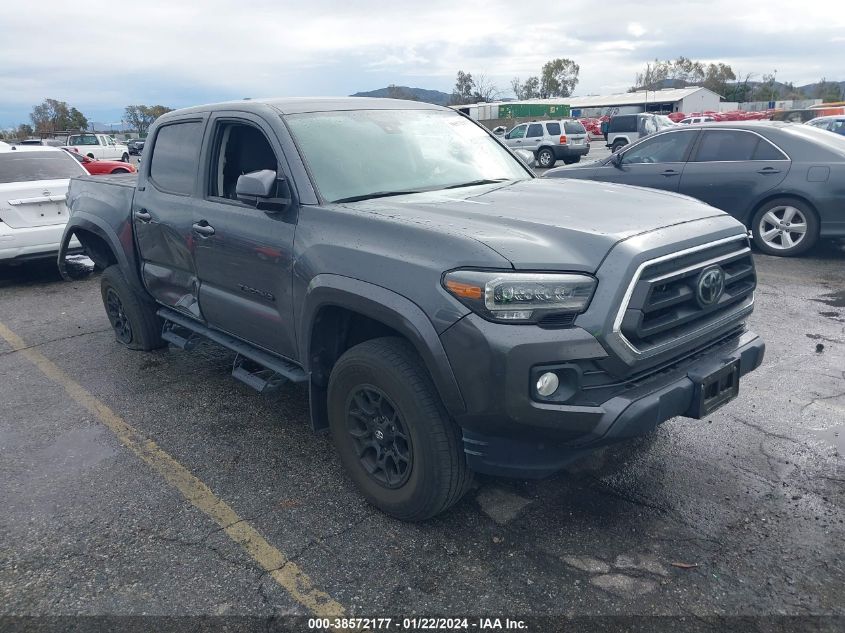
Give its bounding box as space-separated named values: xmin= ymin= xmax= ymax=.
xmin=564 ymin=120 xmax=586 ymax=134
xmin=149 ymin=121 xmax=203 ymax=194
xmin=621 ymin=131 xmax=697 ymax=164
xmin=526 ymin=124 xmax=544 ymax=138
xmin=609 ymin=115 xmax=637 ymax=133
xmin=0 ymin=151 xmax=84 ymax=183
xmin=507 ymin=125 xmax=526 ymax=139
xmin=545 ymin=122 xmax=561 ymax=135
xmin=753 ymin=138 xmax=787 ymax=160
xmin=693 ymin=130 xmax=758 ymax=162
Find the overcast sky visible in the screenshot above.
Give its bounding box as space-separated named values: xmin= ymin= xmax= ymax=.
xmin=1 ymin=0 xmax=843 ymax=127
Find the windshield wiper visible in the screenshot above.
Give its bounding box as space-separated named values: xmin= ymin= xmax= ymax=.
xmin=333 ymin=190 xmax=424 ymax=203
xmin=441 ymin=178 xmax=511 ymax=190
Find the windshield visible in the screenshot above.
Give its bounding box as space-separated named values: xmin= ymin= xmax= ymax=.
xmin=285 ymin=109 xmax=531 ymax=203
xmin=0 ymin=151 xmax=84 ymax=183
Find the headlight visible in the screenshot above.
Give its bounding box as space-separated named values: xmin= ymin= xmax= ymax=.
xmin=442 ymin=270 xmax=596 ymax=324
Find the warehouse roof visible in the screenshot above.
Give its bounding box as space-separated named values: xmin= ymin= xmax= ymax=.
xmin=566 ymin=87 xmax=722 ymax=108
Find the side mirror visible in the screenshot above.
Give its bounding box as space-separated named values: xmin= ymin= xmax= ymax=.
xmin=236 ymin=169 xmax=291 ymax=210
xmin=610 ymin=152 xmax=623 ymax=167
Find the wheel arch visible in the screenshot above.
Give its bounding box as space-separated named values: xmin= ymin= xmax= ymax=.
xmin=300 ymin=275 xmax=466 ymax=431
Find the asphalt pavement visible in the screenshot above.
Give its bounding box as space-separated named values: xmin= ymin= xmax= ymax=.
xmin=0 ymin=218 xmax=843 ymax=630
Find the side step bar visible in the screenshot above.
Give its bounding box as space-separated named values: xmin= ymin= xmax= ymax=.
xmin=157 ymin=308 xmax=307 ymax=392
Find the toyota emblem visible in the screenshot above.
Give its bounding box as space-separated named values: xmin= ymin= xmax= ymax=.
xmin=696 ymin=266 xmax=725 ymax=307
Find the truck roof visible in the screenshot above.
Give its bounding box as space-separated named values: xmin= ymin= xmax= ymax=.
xmin=160 ymin=97 xmax=447 ymax=118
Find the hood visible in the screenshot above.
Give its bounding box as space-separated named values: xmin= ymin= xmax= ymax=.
xmin=350 ymin=178 xmax=728 ymax=271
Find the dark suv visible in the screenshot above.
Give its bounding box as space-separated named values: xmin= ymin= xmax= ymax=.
xmin=60 ymin=98 xmax=764 ymax=520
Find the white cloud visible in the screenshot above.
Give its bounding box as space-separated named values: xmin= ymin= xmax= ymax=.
xmin=627 ymin=22 xmax=647 ymax=38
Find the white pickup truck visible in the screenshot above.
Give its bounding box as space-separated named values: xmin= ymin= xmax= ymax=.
xmin=66 ymin=133 xmax=130 ymax=162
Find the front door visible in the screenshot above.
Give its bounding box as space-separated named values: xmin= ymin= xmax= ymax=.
xmin=678 ymin=129 xmax=790 ymax=218
xmin=191 ymin=113 xmax=298 ymax=359
xmin=504 ymin=124 xmax=527 ymax=149
xmin=591 ymin=129 xmax=699 ymax=192
xmin=133 ymin=117 xmax=206 ymax=314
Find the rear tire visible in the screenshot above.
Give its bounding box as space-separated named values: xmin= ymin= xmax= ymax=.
xmin=564 ymin=156 xmax=581 ymax=165
xmin=750 ymin=198 xmax=819 ymax=257
xmin=121 ymin=153 xmax=130 ymax=163
xmin=611 ymin=140 xmax=627 ymax=153
xmin=111 ymin=168 xmax=129 ymax=174
xmin=328 ymin=337 xmax=472 ymax=521
xmin=100 ymin=265 xmax=164 ymax=351
xmin=536 ymin=147 xmax=556 ymax=168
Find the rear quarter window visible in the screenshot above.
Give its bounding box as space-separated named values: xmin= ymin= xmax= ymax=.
xmin=544 ymin=122 xmax=561 ymax=135
xmin=609 ymin=116 xmax=637 ymax=133
xmin=148 ymin=120 xmax=204 ymax=195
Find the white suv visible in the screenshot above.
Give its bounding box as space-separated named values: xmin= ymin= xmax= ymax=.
xmin=0 ymin=144 xmax=86 ymax=261
xmin=503 ymin=119 xmax=589 ymax=167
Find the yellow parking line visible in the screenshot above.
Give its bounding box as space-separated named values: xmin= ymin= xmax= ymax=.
xmin=0 ymin=320 xmax=346 ymax=618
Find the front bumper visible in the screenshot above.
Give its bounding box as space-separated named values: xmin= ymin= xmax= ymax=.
xmin=440 ymin=314 xmax=764 ymax=478
xmin=0 ymin=222 xmax=80 ymax=261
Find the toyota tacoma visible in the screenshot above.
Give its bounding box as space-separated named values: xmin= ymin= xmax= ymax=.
xmin=59 ymin=98 xmax=764 ymax=520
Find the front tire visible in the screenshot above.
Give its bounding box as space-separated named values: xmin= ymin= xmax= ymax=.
xmin=750 ymin=198 xmax=818 ymax=257
xmin=100 ymin=265 xmax=164 ymax=350
xmin=328 ymin=337 xmax=472 ymax=521
xmin=121 ymin=153 xmax=130 ymax=163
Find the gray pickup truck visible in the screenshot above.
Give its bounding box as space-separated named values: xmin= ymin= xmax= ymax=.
xmin=59 ymin=98 xmax=764 ymax=520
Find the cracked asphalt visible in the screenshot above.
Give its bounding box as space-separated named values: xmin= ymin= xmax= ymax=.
xmin=0 ymin=240 xmax=843 ymax=626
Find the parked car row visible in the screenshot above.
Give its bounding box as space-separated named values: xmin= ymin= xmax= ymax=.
xmin=545 ymin=121 xmax=845 ymax=256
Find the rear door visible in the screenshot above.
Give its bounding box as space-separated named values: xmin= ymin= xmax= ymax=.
xmin=677 ymin=129 xmax=790 ymax=218
xmin=191 ymin=112 xmax=298 ymax=359
xmin=588 ymin=129 xmax=699 ymax=191
xmin=132 ymin=116 xmax=207 ymax=314
xmin=563 ymin=120 xmax=588 ymax=148
xmin=523 ymin=123 xmax=545 ymax=152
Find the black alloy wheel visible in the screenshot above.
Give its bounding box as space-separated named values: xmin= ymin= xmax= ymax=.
xmin=345 ymin=385 xmax=412 ymax=489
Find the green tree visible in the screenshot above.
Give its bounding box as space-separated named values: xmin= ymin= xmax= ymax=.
xmin=540 ymin=58 xmax=579 ymax=98
xmin=523 ymin=76 xmax=540 ymax=99
xmin=16 ymin=123 xmax=34 ymax=139
xmin=124 ymin=104 xmax=174 ymax=135
xmin=451 ymin=71 xmax=475 ymax=105
xmin=702 ymin=63 xmax=736 ymax=96
xmin=29 ymin=98 xmax=88 ymax=133
xmin=816 ymin=78 xmax=844 ymax=102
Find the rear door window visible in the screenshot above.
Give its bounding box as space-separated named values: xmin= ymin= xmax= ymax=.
xmin=526 ymin=124 xmax=544 ymax=138
xmin=691 ymin=130 xmax=759 ymax=162
xmin=544 ymin=122 xmax=561 ymax=135
xmin=0 ymin=151 xmax=85 ymax=183
xmin=148 ymin=120 xmax=204 ymax=195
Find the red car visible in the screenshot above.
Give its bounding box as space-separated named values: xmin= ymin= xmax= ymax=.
xmin=62 ymin=148 xmax=136 ymax=175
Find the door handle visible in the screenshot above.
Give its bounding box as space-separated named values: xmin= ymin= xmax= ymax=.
xmin=134 ymin=209 xmax=152 ymax=222
xmin=660 ymin=170 xmax=680 ymax=177
xmin=757 ymin=168 xmax=781 ymax=175
xmin=192 ymin=221 xmax=215 ymax=237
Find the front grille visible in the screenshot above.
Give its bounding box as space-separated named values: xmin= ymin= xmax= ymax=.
xmin=619 ymin=238 xmax=755 ymax=352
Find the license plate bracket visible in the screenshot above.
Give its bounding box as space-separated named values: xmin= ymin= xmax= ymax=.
xmin=688 ymin=360 xmax=740 ymax=418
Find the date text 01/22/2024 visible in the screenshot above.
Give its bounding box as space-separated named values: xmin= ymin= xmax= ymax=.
xmin=307 ymin=617 xmax=528 ymax=630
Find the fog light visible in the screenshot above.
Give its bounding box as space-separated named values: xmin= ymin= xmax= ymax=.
xmin=536 ymin=372 xmax=559 ymax=397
